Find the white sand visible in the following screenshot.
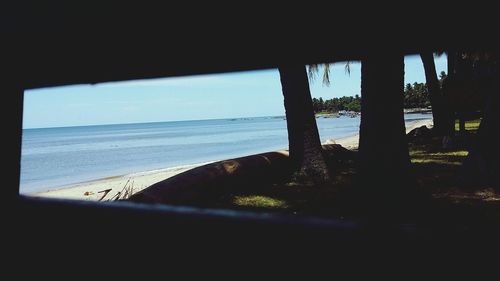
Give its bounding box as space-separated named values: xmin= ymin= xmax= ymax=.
xmin=33 ymin=118 xmax=433 ymax=201
xmin=32 ymin=162 xmax=212 ymax=201
xmin=325 ymin=118 xmax=433 ymax=149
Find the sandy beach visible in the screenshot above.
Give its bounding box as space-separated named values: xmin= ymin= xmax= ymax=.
xmin=328 ymin=117 xmax=433 ymax=149
xmin=32 ymin=118 xmax=433 ymax=201
xmin=32 ymin=162 xmax=214 ymax=201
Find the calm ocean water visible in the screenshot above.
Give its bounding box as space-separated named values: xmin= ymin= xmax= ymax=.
xmin=20 ymin=113 xmax=431 ymax=194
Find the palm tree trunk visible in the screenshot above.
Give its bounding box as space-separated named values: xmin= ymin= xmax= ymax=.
xmin=447 ymin=51 xmax=456 ymax=77
xmin=358 ymin=54 xmax=412 ymax=196
xmin=459 ymin=118 xmax=466 ymax=134
xmin=441 ymin=51 xmax=462 ymax=136
xmin=420 ymin=52 xmax=446 ymax=134
xmin=278 ymin=65 xmax=331 ymax=184
xmin=461 ymin=68 xmax=500 ymax=188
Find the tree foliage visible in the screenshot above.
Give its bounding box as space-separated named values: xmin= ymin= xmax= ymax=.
xmin=312 ymin=95 xmax=361 ymax=113
xmin=404 ymin=82 xmax=429 ymax=108
xmin=403 ymin=73 xmax=447 ymax=109
xmin=307 ymin=62 xmax=352 ymax=86
xmin=311 ymin=69 xmax=448 ymax=114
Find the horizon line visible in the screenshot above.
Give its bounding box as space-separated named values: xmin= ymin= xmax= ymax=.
xmin=23 ymin=115 xmax=287 ymax=130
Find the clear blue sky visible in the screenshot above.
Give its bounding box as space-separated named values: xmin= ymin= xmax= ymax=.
xmin=23 ymin=55 xmax=447 ymax=129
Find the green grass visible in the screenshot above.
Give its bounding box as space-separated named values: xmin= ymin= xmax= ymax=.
xmin=410 ymin=150 xmax=468 ymax=165
xmin=429 ymin=151 xmax=469 ymax=157
xmin=455 ymin=118 xmax=481 ymax=131
xmin=406 ymin=119 xmax=498 ymax=206
xmin=220 ymin=119 xmax=491 ymax=218
xmin=410 ymin=158 xmax=463 ymax=165
xmin=233 ymin=195 xmax=289 ymax=209
xmin=166 ymin=118 xmax=500 ymax=222
xmin=410 ymin=150 xmax=469 ymax=157
xmin=410 ymin=144 xmax=469 ymax=165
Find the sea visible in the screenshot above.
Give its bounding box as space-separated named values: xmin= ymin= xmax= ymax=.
xmin=20 ymin=113 xmax=431 ymax=194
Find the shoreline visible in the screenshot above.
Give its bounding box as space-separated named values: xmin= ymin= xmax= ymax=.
xmin=31 ymin=118 xmax=433 ymax=201
xmin=30 ymin=161 xmax=216 ymax=201
xmin=324 ymin=118 xmax=433 ymax=149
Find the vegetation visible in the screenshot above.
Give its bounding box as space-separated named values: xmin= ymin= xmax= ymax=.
xmin=403 ymin=71 xmax=447 ymax=109
xmin=233 ymin=195 xmax=288 ymax=209
xmin=172 ymin=120 xmax=499 ymax=223
xmin=130 ymin=53 xmax=499 ymax=224
xmin=278 ymin=66 xmax=331 ymax=184
xmin=421 ymin=53 xmax=451 ymax=135
xmin=404 ymin=82 xmax=430 ymax=108
xmin=408 ymin=119 xmax=499 ymax=214
xmin=98 ymin=179 xmax=135 ymax=201
xmin=131 ymin=51 xmax=500 ymax=227
xmin=311 ymin=71 xmax=447 ymax=113
xmin=312 ymin=95 xmax=361 ymax=113
xmin=455 ymin=118 xmax=480 ymax=131
xmin=410 ymin=150 xmax=468 ymax=165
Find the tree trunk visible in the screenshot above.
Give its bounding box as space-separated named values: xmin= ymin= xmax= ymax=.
xmin=460 ymin=69 xmax=500 ymax=188
xmin=459 ymin=117 xmax=466 ymax=134
xmin=278 ymin=66 xmax=331 ymax=184
xmin=420 ymin=52 xmax=446 ymax=134
xmin=358 ymin=54 xmax=413 ymax=198
xmin=475 ymin=88 xmax=500 ymax=187
xmin=447 ymin=51 xmax=456 ymax=77
xmin=437 ymin=52 xmax=459 ymax=137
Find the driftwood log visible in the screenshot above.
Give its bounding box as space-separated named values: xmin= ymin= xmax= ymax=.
xmin=129 ymin=144 xmax=353 ymax=205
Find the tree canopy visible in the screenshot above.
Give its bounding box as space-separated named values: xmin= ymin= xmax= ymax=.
xmin=404 ymin=71 xmax=447 ymax=109
xmin=311 ymin=71 xmax=448 ymax=113
xmin=312 ymin=95 xmax=361 ymax=113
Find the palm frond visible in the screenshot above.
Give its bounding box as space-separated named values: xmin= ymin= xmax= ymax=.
xmin=322 ymin=64 xmax=331 ymax=86
xmin=434 ymin=51 xmax=446 ymax=57
xmin=344 ymin=61 xmax=351 ymax=76
xmin=307 ymin=64 xmax=319 ymax=83
xmin=307 ymin=63 xmax=334 ymax=86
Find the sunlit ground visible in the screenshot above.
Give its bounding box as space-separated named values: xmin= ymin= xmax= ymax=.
xmin=168 ymin=119 xmax=500 ymax=223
